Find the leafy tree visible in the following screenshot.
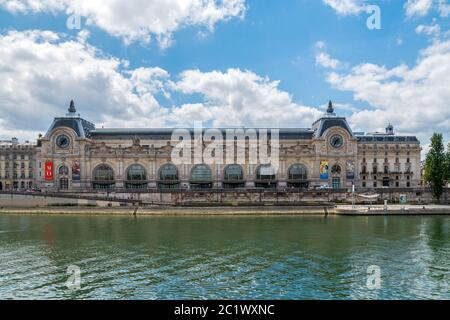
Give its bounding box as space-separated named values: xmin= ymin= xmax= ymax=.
xmin=446 ymin=143 xmax=450 ymax=183
xmin=424 ymin=133 xmax=446 ymax=200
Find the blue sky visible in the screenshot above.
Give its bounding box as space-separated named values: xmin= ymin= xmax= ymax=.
xmin=0 ymin=0 xmax=448 ymax=149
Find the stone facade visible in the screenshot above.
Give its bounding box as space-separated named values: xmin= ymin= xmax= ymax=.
xmin=0 ymin=138 xmax=36 ymax=191
xmin=30 ymin=101 xmax=421 ymax=193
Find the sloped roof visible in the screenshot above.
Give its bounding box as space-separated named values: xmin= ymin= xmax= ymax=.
xmin=45 ymin=117 xmax=95 ymax=138
xmin=89 ymin=128 xmax=315 ymax=140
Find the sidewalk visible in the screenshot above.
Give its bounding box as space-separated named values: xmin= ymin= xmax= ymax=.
xmin=336 ymin=204 xmax=450 ymax=215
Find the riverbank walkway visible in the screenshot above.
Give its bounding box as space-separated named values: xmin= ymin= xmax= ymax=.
xmin=336 ymin=204 xmax=450 ymax=215
xmin=1 ymin=204 xmax=449 ymax=216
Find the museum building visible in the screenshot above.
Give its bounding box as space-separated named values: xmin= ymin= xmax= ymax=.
xmin=1 ymin=100 xmax=421 ymax=192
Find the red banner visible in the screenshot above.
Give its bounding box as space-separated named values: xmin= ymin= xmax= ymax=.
xmin=45 ymin=161 xmax=54 ymax=181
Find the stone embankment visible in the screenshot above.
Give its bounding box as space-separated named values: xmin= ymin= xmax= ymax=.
xmin=1 ymin=204 xmax=449 ymax=216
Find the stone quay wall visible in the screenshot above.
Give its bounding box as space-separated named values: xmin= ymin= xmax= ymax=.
xmin=66 ymin=187 xmax=450 ymax=206
xmin=1 ymin=188 xmax=448 ymax=207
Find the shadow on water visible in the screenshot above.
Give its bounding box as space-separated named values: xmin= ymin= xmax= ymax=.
xmin=0 ymin=214 xmax=448 ymax=299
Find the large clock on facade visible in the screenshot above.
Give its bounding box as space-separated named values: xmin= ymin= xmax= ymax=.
xmin=330 ymin=134 xmax=344 ymax=149
xmin=56 ymin=134 xmax=70 ymax=149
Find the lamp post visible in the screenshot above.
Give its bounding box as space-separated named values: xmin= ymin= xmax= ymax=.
xmin=352 ymin=183 xmax=355 ymax=209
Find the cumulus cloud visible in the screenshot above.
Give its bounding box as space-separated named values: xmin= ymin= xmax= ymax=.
xmin=0 ymin=0 xmax=66 ymax=13
xmin=0 ymin=29 xmax=172 ymax=140
xmin=0 ymin=0 xmax=246 ymax=46
xmin=314 ymin=41 xmax=344 ymax=70
xmin=404 ymin=0 xmax=433 ymax=17
xmin=0 ymin=29 xmax=323 ymax=141
xmin=326 ymin=39 xmax=450 ymax=144
xmin=322 ymin=0 xmax=366 ymax=16
xmin=173 ymin=69 xmax=322 ymax=128
xmin=316 ymin=52 xmax=342 ymax=69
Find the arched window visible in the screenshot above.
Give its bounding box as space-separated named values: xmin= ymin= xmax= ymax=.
xmin=160 ymin=164 xmax=178 ymax=181
xmin=255 ymin=165 xmax=277 ymax=189
xmin=223 ymin=164 xmax=243 ymax=181
xmin=190 ymin=164 xmax=212 ymax=189
xmin=92 ymin=164 xmax=115 ymax=190
xmin=126 ymin=164 xmax=147 ymax=189
xmin=223 ymin=164 xmax=245 ymax=189
xmin=287 ymin=164 xmax=309 ymax=189
xmin=256 ymin=165 xmax=276 ymax=181
xmin=158 ymin=164 xmax=179 ymax=189
xmin=288 ymin=164 xmax=307 ymax=180
xmin=59 ymin=165 xmax=69 ymax=175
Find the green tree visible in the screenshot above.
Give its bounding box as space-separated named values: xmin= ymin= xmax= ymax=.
xmin=446 ymin=143 xmax=450 ymax=183
xmin=424 ymin=133 xmax=446 ymax=200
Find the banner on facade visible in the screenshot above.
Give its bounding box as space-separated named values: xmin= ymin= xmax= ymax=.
xmin=346 ymin=160 xmax=355 ymax=180
xmin=45 ymin=161 xmax=54 ymax=181
xmin=72 ymin=161 xmax=81 ymax=181
xmin=320 ymin=161 xmax=329 ymax=180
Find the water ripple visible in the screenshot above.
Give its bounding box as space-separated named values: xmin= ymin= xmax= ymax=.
xmin=0 ymin=215 xmax=448 ymax=299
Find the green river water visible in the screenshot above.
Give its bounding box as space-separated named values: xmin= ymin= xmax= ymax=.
xmin=0 ymin=214 xmax=448 ymax=299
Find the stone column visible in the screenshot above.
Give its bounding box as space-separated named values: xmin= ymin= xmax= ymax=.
xmin=115 ymin=159 xmax=124 ymax=188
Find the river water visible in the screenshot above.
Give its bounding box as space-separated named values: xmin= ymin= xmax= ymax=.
xmin=0 ymin=214 xmax=448 ymax=299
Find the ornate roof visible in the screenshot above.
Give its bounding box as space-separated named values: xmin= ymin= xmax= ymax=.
xmin=89 ymin=128 xmax=315 ymax=140
xmin=43 ymin=100 xmax=420 ymax=144
xmin=45 ymin=100 xmax=95 ymax=138
xmin=355 ymin=134 xmax=419 ymax=143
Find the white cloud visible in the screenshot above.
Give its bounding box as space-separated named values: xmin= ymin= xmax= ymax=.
xmin=323 ymin=0 xmax=444 ymax=21
xmin=322 ymin=0 xmax=366 ymax=16
xmin=0 ymin=0 xmax=246 ymax=46
xmin=415 ymin=22 xmax=441 ymax=37
xmin=314 ymin=42 xmax=344 ymax=70
xmin=438 ymin=0 xmax=450 ymax=17
xmin=404 ymin=0 xmax=433 ymax=17
xmin=0 ymin=29 xmax=173 ymax=140
xmin=316 ymin=52 xmax=342 ymax=69
xmin=0 ymin=29 xmax=323 ymax=141
xmin=173 ymin=69 xmax=322 ymax=128
xmin=0 ymin=0 xmax=66 ymax=13
xmin=326 ymin=39 xmax=450 ymax=144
